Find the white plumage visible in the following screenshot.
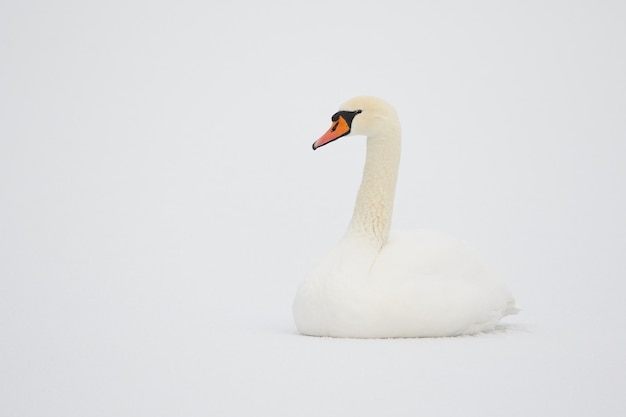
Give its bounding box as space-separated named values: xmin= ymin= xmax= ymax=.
xmin=293 ymin=96 xmax=516 ymax=338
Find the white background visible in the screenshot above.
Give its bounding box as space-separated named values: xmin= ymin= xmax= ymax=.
xmin=1 ymin=1 xmax=625 ymax=416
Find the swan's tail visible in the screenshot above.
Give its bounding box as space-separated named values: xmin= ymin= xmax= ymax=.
xmin=504 ymin=299 xmax=520 ymax=316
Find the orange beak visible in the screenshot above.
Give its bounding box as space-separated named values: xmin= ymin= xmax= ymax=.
xmin=312 ymin=115 xmax=351 ymax=150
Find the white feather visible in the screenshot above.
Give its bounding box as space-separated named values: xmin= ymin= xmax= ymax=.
xmin=293 ymin=97 xmax=516 ymax=338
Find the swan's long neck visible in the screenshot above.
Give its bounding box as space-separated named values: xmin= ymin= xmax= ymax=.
xmin=346 ymin=122 xmax=401 ymax=246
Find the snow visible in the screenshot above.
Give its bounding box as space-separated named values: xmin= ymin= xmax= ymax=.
xmin=1 ymin=1 xmax=625 ymax=416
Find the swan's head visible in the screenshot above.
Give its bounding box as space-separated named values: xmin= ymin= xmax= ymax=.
xmin=312 ymin=96 xmax=399 ymax=150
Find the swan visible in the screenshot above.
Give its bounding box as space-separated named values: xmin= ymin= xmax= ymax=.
xmin=293 ymin=96 xmax=517 ymax=338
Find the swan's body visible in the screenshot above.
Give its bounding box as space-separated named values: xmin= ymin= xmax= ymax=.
xmin=293 ymin=96 xmax=516 ymax=338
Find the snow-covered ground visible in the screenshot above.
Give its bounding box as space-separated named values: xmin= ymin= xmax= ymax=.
xmin=2 ymin=1 xmax=625 ymax=416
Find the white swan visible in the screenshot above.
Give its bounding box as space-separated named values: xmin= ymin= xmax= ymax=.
xmin=293 ymin=96 xmax=517 ymax=338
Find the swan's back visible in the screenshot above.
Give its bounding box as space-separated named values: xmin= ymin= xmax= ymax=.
xmin=294 ymin=230 xmax=516 ymax=338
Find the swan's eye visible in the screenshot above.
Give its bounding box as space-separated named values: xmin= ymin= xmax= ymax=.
xmin=332 ymin=110 xmax=362 ymax=122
